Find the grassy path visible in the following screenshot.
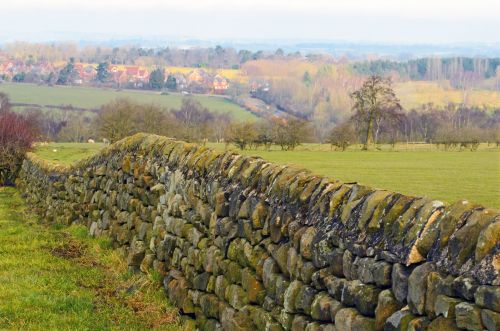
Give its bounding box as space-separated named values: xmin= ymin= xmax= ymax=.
xmin=0 ymin=187 xmax=183 ymax=331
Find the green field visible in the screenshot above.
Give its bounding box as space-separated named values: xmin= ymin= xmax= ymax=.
xmin=0 ymin=83 xmax=256 ymax=121
xmin=33 ymin=142 xmax=500 ymax=208
xmin=0 ymin=187 xmax=184 ymax=330
xmin=34 ymin=142 xmax=105 ymax=165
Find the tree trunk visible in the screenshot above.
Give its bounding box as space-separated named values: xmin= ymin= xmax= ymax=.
xmin=363 ymin=114 xmax=374 ymax=150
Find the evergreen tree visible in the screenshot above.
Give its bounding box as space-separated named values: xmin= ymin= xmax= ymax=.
xmin=165 ymin=75 xmax=177 ymax=90
xmin=57 ymin=58 xmax=76 ymax=85
xmin=149 ymin=68 xmax=165 ymax=90
xmin=96 ymin=62 xmax=110 ymax=83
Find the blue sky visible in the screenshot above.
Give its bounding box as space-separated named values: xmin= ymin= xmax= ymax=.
xmin=1 ymin=0 xmax=499 ymax=43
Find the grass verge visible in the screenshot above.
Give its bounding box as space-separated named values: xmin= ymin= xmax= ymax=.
xmin=0 ymin=187 xmax=185 ymax=331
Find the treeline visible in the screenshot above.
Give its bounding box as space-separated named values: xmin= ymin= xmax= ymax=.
xmin=330 ymin=107 xmax=500 ymax=151
xmin=352 ymin=57 xmax=500 ymax=83
xmin=1 ymin=42 xmax=302 ymax=69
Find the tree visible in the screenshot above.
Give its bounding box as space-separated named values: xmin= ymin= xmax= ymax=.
xmin=96 ymin=62 xmax=110 ymax=83
xmin=0 ymin=111 xmax=39 ymax=185
xmin=303 ymin=71 xmax=312 ymax=86
xmin=165 ymin=74 xmax=177 ymax=90
xmin=227 ymin=122 xmax=257 ymax=150
xmin=329 ymin=122 xmax=357 ymax=151
xmin=96 ymin=98 xmax=140 ymax=142
xmin=57 ymin=57 xmax=77 ymax=85
xmin=171 ymin=98 xmax=213 ymax=142
xmin=350 ymin=76 xmax=402 ymax=150
xmin=149 ymin=68 xmax=165 ymax=90
xmin=272 ymin=118 xmax=310 ymax=151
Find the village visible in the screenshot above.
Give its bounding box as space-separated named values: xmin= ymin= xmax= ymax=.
xmin=0 ymin=59 xmax=230 ymax=94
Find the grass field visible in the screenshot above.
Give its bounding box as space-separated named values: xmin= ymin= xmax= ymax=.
xmin=0 ymin=83 xmax=256 ymax=121
xmin=0 ymin=187 xmax=184 ymax=330
xmin=34 ymin=142 xmax=105 ymax=165
xmin=33 ymin=142 xmax=500 ymax=208
xmin=211 ymin=143 xmax=500 ymax=208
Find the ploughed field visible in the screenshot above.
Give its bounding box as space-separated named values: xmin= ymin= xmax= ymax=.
xmin=34 ymin=142 xmax=500 ymax=208
xmin=0 ymin=83 xmax=257 ymax=121
xmin=0 ymin=187 xmax=184 ymax=330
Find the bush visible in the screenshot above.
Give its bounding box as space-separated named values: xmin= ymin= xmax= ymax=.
xmin=0 ymin=111 xmax=38 ymax=185
xmin=329 ymin=122 xmax=357 ymax=151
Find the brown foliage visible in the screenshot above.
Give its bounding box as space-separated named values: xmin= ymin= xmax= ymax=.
xmin=0 ymin=110 xmax=39 ymax=185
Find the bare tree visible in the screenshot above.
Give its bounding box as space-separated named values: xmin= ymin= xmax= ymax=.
xmin=350 ymin=76 xmax=402 ymax=150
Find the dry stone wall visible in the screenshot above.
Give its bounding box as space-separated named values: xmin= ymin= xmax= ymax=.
xmin=18 ymin=133 xmax=499 ymax=331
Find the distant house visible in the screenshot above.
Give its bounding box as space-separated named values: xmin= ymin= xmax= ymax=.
xmin=213 ymin=75 xmax=229 ymax=94
xmin=83 ymin=65 xmax=96 ymax=82
xmin=188 ymin=69 xmax=208 ymax=84
xmin=172 ymin=73 xmax=187 ymax=91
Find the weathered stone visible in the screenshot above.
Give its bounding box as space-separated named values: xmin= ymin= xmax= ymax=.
xmin=475 ymin=286 xmax=500 ymax=312
xmin=434 ymin=295 xmax=462 ymax=319
xmin=481 ymin=309 xmax=500 ymax=331
xmin=375 ymin=290 xmax=402 ymax=331
xmin=295 ymin=285 xmax=318 ymax=315
xmin=424 ymin=272 xmax=442 ymax=318
xmin=353 ymin=284 xmax=380 ymax=317
xmin=329 ymin=248 xmax=345 ymax=277
xmin=225 ymin=284 xmax=248 ymax=310
xmin=199 ymin=294 xmax=219 ymax=319
xmin=391 ymin=263 xmax=412 ymax=304
xmin=304 ymin=321 xmax=322 ymax=331
xmin=407 ymin=317 xmax=430 ymax=331
xmin=452 ymin=276 xmax=478 ymax=301
xmin=193 ymin=272 xmax=210 ymax=291
xmin=241 ymin=269 xmax=265 ymax=304
xmin=291 ymin=315 xmax=310 ymax=331
xmin=407 ymin=262 xmax=434 ymax=315
xmin=383 ymin=310 xmax=415 ymax=331
xmin=325 ymin=276 xmax=347 ymax=301
xmin=311 ymin=292 xmax=343 ymax=322
xmin=455 ymin=302 xmax=483 ymax=331
xmin=335 ymin=308 xmax=358 ymax=331
xmin=475 ymin=219 xmax=500 ymax=262
xmin=351 ymin=315 xmax=375 ymax=331
xmin=127 ymin=239 xmax=146 ymax=267
xmin=427 ymin=316 xmax=460 ymax=331
xmin=372 ymin=261 xmax=392 ymax=287
xmin=343 ymin=250 xmax=355 ymax=280
xmin=300 ymin=227 xmax=318 ymax=260
xmin=284 ymin=281 xmax=303 ymax=313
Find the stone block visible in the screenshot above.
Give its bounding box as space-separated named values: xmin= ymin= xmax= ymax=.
xmin=407 ymin=262 xmax=435 ymax=315
xmin=455 ymin=302 xmax=483 ymax=331
xmin=375 ymin=290 xmax=402 ymax=331
xmin=481 ymin=309 xmax=500 ymax=331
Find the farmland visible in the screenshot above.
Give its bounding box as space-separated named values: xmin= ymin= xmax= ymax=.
xmin=394 ymin=80 xmax=500 ymax=110
xmin=34 ymin=142 xmax=500 ymax=208
xmin=0 ymin=83 xmax=257 ymax=121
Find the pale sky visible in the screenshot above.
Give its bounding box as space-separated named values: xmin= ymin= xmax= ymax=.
xmin=1 ymin=0 xmax=499 ymax=44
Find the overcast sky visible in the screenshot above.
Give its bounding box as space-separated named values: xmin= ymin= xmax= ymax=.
xmin=1 ymin=0 xmax=499 ymax=44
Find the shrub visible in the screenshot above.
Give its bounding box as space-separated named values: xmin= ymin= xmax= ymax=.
xmin=329 ymin=122 xmax=357 ymax=151
xmin=0 ymin=111 xmax=38 ymax=185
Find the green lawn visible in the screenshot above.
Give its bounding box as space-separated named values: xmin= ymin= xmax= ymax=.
xmin=0 ymin=83 xmax=256 ymax=121
xmin=33 ymin=142 xmax=500 ymax=207
xmin=0 ymin=187 xmax=185 ymax=330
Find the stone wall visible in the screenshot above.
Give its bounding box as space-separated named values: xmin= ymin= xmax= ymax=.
xmin=18 ymin=133 xmax=499 ymax=331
